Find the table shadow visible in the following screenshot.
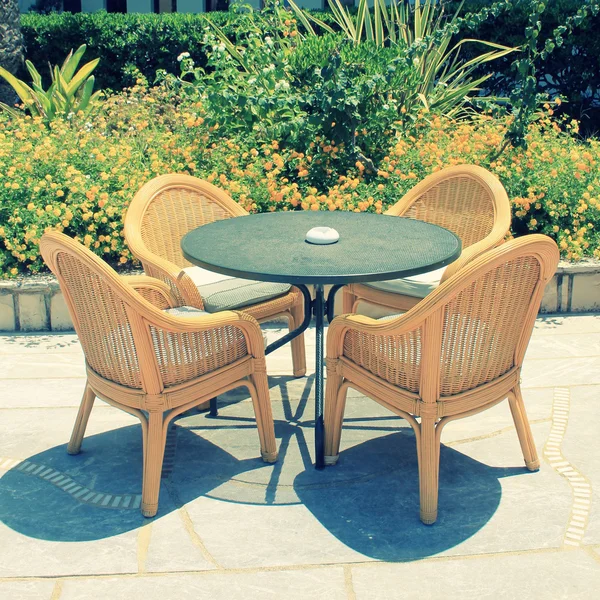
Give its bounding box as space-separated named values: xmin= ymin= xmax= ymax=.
xmin=0 ymin=420 xmax=528 ymax=561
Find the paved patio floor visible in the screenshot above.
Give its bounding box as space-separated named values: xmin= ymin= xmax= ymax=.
xmin=1 ymin=314 xmax=600 ymax=599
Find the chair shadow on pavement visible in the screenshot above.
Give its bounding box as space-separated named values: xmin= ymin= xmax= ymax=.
xmin=0 ymin=383 xmax=530 ymax=561
xmin=294 ymin=431 xmax=526 ymax=562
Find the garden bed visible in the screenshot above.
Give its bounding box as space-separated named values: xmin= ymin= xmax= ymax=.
xmin=1 ymin=80 xmax=599 ymax=279
xmin=2 ymin=1 xmax=600 ymax=312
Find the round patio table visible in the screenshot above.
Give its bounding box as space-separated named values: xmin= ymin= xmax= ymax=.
xmin=181 ymin=211 xmax=461 ymax=469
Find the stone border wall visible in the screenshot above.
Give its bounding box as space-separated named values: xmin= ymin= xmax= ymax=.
xmin=1 ymin=262 xmax=599 ymax=332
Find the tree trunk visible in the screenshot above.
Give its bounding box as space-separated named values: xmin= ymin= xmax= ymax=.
xmin=0 ymin=0 xmax=25 ymax=106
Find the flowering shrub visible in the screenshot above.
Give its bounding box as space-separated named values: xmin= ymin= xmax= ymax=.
xmin=0 ymin=83 xmax=598 ymax=277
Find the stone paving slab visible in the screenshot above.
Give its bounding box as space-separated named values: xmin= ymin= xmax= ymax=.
xmin=0 ymin=315 xmax=600 ymax=596
xmin=0 ymin=333 xmax=82 ymax=355
xmin=0 ymin=519 xmax=140 ymax=578
xmin=0 ymin=407 xmax=135 ymax=458
xmin=0 ymin=580 xmax=57 ymax=600
xmin=560 ymin=386 xmax=600 ymax=546
xmin=526 ymin=332 xmax=600 ymax=359
xmin=58 ymin=568 xmax=348 ymax=600
xmin=0 ymin=378 xmax=95 ymax=410
xmin=142 ymin=495 xmax=218 ymax=574
xmin=350 ymin=549 xmax=600 ymax=599
xmin=521 ymin=356 xmax=600 ymax=388
xmin=0 ymin=353 xmax=87 ymax=380
xmin=532 ymin=314 xmax=600 ymax=335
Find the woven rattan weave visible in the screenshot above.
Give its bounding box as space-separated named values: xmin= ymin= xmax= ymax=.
xmin=343 ymin=165 xmax=512 ymax=313
xmin=40 ymin=231 xmax=277 ymax=518
xmin=124 ymin=174 xmax=307 ymax=377
xmin=325 ymin=235 xmax=559 ymax=524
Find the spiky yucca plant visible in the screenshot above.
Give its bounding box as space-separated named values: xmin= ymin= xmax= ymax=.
xmin=288 ymin=0 xmax=516 ymax=118
xmin=0 ymin=44 xmax=102 ymax=123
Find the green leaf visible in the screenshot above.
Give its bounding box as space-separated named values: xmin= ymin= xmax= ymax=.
xmin=61 ymin=45 xmax=87 ymax=81
xmin=0 ymin=101 xmax=23 ymax=119
xmin=287 ymin=0 xmax=335 ymax=36
xmin=66 ymin=58 xmax=100 ymax=97
xmin=202 ymin=16 xmax=250 ymax=73
xmin=0 ymin=66 xmax=35 ymax=106
xmin=328 ymin=0 xmax=357 ymax=41
xmin=25 ymin=61 xmax=42 ymax=88
xmin=75 ymin=76 xmax=95 ymax=113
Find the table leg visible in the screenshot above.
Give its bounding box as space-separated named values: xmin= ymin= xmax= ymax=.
xmin=209 ymin=397 xmax=218 ymax=417
xmin=314 ymin=284 xmax=325 ymax=470
xmin=262 ymin=283 xmax=341 ymax=470
xmin=264 ymin=284 xmax=313 ymax=356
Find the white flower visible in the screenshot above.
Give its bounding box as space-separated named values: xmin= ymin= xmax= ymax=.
xmin=177 ymin=52 xmax=190 ymax=62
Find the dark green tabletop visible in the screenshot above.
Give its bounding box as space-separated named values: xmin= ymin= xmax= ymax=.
xmin=181 ymin=211 xmax=461 ymax=285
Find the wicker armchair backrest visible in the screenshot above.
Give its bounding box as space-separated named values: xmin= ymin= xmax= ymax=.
xmin=42 ymin=236 xmax=144 ymax=389
xmin=403 ymin=173 xmax=496 ymax=249
xmin=129 ymin=175 xmax=247 ymax=269
xmin=339 ymin=235 xmax=558 ymax=400
xmin=438 ymin=253 xmax=541 ymax=396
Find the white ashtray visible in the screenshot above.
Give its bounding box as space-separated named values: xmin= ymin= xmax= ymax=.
xmin=305 ymin=227 xmax=340 ymax=245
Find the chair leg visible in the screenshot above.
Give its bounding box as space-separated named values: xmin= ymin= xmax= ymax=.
xmin=342 ymin=287 xmax=357 ymax=314
xmin=324 ymin=373 xmax=348 ymax=465
xmin=141 ymin=411 xmax=167 ymax=518
xmin=289 ymin=304 xmax=307 ymax=378
xmin=508 ymin=386 xmax=540 ymax=471
xmin=67 ymin=381 xmax=96 ymax=455
xmin=249 ymin=367 xmax=278 ymax=463
xmin=418 ymin=416 xmax=440 ymax=525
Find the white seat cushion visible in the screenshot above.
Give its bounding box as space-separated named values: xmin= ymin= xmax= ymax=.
xmin=163 ymin=304 xmax=267 ymax=348
xmin=163 ymin=305 xmax=208 ymax=318
xmin=363 ymin=266 xmax=446 ymax=299
xmin=183 ymin=266 xmax=291 ymax=313
xmin=183 ymin=266 xmax=233 ymax=287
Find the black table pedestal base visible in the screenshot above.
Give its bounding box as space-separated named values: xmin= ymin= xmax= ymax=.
xmin=270 ymin=283 xmax=341 ymax=470
xmin=209 ymin=284 xmax=342 ymax=470
xmin=313 ymin=284 xmax=326 ymax=469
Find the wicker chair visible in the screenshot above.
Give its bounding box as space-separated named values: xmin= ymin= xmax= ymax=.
xmin=124 ymin=174 xmax=306 ymax=377
xmin=343 ymin=165 xmax=512 ymax=314
xmin=40 ymin=231 xmax=277 ymax=518
xmin=325 ymin=234 xmax=559 ymax=524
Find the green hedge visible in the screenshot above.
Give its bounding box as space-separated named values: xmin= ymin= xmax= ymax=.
xmin=454 ymin=0 xmax=600 ymax=135
xmin=19 ymin=10 xmax=338 ymax=91
xmin=19 ymin=2 xmax=600 ymax=131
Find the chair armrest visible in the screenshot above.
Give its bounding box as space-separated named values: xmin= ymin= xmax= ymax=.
xmin=137 ymin=252 xmax=204 ymax=309
xmin=133 ymin=305 xmax=267 ymax=390
xmin=122 ymin=275 xmax=180 ymax=310
xmin=327 ymin=312 xmax=426 ymax=361
xmin=142 ymin=306 xmax=267 ymax=360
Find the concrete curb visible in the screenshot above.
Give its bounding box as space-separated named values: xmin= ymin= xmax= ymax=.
xmin=1 ymin=262 xmax=599 ymax=332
